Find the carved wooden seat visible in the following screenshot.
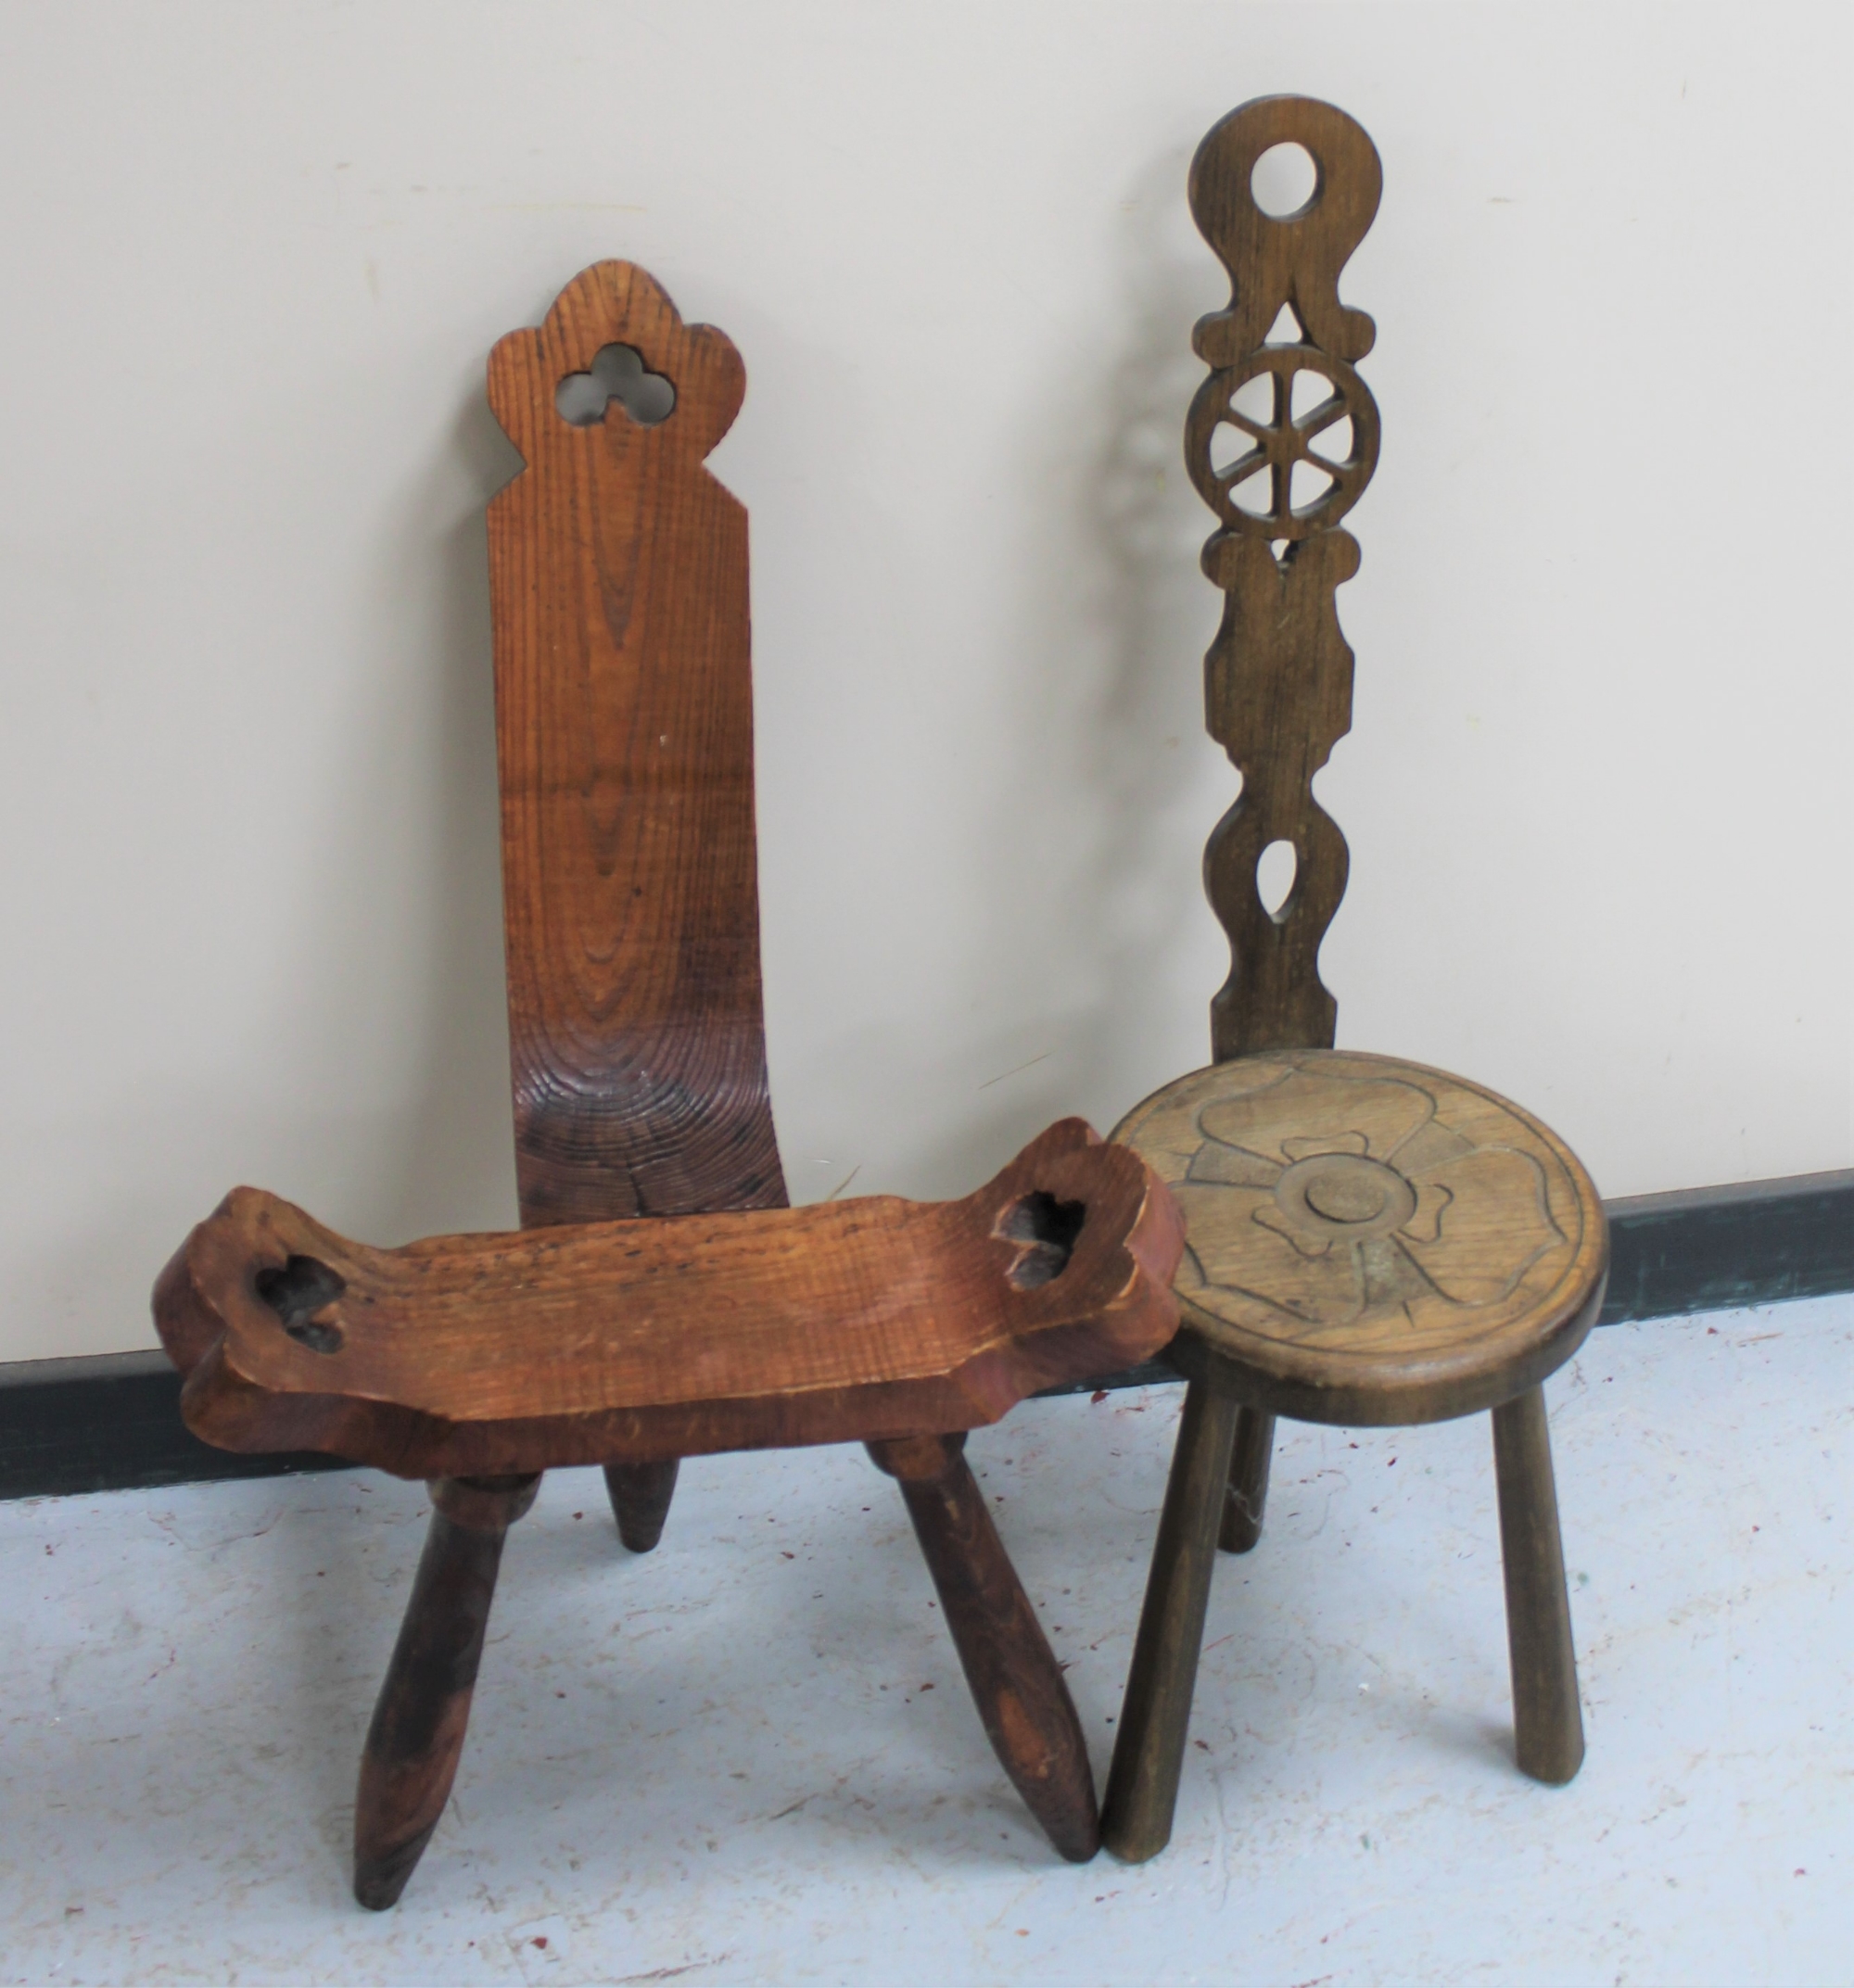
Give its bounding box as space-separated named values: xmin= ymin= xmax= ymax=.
xmin=1096 ymin=98 xmax=1610 ymax=1864
xmin=158 ymin=1121 xmax=1177 ymax=1476
xmin=152 ymin=263 xmax=1185 ymax=1906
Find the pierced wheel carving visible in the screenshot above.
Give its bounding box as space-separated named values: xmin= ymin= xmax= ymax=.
xmin=1187 ymin=346 xmax=1379 ymax=539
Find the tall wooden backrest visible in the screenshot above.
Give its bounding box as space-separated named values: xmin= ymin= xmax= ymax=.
xmin=1186 ymin=99 xmax=1382 ymax=1061
xmin=486 ymin=263 xmax=787 ymax=1226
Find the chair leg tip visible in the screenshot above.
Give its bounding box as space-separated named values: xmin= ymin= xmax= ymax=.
xmin=1099 ymin=1799 xmax=1172 ymax=1865
xmin=1101 ymin=1827 xmax=1170 ymax=1865
xmin=1517 ymin=1743 xmax=1585 ymax=1787
xmin=352 ymin=1833 xmax=435 ymax=1912
xmin=605 ymin=1459 xmax=679 ymax=1554
xmin=1035 ymin=1799 xmax=1101 ymax=1864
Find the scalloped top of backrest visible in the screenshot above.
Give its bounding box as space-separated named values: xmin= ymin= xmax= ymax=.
xmin=488 ymin=260 xmax=746 ymax=462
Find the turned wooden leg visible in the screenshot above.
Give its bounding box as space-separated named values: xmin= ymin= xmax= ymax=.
xmin=1492 ymin=1386 xmax=1584 ymax=1785
xmin=1100 ymin=1371 xmax=1242 ymax=1863
xmin=1219 ymin=1407 xmax=1276 ymax=1553
xmin=603 ymin=1459 xmax=679 ymax=1553
xmin=867 ymin=1432 xmax=1099 ymax=1863
xmin=353 ymin=1474 xmax=540 ymax=1910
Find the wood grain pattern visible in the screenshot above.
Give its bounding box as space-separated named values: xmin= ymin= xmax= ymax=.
xmin=353 ymin=1474 xmax=540 ymax=1910
xmin=1098 ymin=1374 xmax=1241 ymax=1864
xmin=488 ymin=261 xmax=784 ymax=1228
xmin=154 ymin=1119 xmax=1185 ymax=1478
xmin=1185 ymin=99 xmax=1381 ymax=1059
xmin=1118 ymin=1049 xmax=1607 ymax=1424
xmin=870 ymin=1433 xmax=1100 ymax=1861
xmin=489 ymin=261 xmax=782 ymax=1547
xmin=1218 ymin=1404 xmax=1275 ymax=1554
xmin=1199 ymin=531 xmax=1357 ymax=1057
xmin=1492 ymin=1386 xmax=1585 ymax=1783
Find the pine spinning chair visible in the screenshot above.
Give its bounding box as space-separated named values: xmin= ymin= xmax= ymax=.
xmin=1097 ymin=99 xmax=1609 ymax=1863
xmin=154 ymin=263 xmax=1187 ymax=1906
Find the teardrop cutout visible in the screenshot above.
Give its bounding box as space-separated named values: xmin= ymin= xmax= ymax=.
xmin=1257 ymin=839 xmax=1297 ymax=918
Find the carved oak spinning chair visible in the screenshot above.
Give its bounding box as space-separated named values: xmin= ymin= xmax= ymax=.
xmin=154 ymin=262 xmax=1187 ymax=1906
xmin=1096 ymin=99 xmax=1610 ymax=1864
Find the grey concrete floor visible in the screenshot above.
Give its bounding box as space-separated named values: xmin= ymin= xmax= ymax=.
xmin=2 ymin=1298 xmax=1848 ymax=1986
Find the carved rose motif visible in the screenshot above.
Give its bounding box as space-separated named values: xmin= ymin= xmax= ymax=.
xmin=1169 ymin=1062 xmax=1566 ymax=1334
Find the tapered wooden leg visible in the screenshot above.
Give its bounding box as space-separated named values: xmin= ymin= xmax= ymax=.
xmin=353 ymin=1474 xmax=540 ymax=1910
xmin=1218 ymin=1407 xmax=1276 ymax=1553
xmin=1100 ymin=1372 xmax=1242 ymax=1863
xmin=1492 ymin=1387 xmax=1584 ymax=1785
xmin=603 ymin=1459 xmax=679 ymax=1553
xmin=867 ymin=1433 xmax=1099 ymax=1862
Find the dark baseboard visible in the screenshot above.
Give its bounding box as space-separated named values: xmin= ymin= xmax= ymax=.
xmin=0 ymin=1353 xmax=351 ymax=1501
xmin=3 ymin=1169 xmax=1848 ymax=1500
xmin=1594 ymin=1169 xmax=1853 ymax=1323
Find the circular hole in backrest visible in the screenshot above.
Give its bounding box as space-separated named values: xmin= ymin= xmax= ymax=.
xmin=1251 ymin=141 xmax=1318 ymax=219
xmin=555 ymin=371 xmax=612 ymax=426
xmin=1256 ymin=838 xmax=1298 ymax=917
xmin=554 ymin=343 xmax=677 ymax=428
xmin=595 ymin=343 xmax=675 ymax=424
xmin=627 ymin=373 xmax=676 ymax=424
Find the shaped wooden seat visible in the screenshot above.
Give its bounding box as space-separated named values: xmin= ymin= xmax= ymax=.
xmin=156 ymin=1118 xmax=1179 ymax=1476
xmin=1096 ymin=99 xmax=1610 ymax=1865
xmin=150 ymin=262 xmax=1187 ymax=1906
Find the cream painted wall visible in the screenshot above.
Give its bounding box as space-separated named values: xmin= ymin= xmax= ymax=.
xmin=0 ymin=2 xmax=1848 ymax=1361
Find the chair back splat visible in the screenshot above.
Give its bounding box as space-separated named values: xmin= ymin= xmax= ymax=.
xmin=487 ymin=262 xmax=786 ymax=1225
xmin=1187 ymin=100 xmax=1381 ymax=1059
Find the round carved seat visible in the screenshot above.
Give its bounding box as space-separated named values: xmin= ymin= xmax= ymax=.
xmin=1116 ymin=1050 xmax=1606 ymax=1425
